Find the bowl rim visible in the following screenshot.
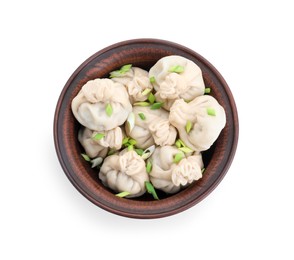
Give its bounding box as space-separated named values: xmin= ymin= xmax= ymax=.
xmin=54 ymin=38 xmax=239 ymax=219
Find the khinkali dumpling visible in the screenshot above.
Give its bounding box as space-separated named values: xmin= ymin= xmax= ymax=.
xmin=169 ymin=95 xmax=226 ymax=151
xmin=72 ymin=78 xmax=132 ymax=131
xmin=125 ymin=106 xmax=177 ymax=149
xmin=149 ymin=146 xmax=203 ymax=194
xmin=149 ymin=55 xmax=205 ymax=110
xmin=111 ymin=67 xmax=153 ymax=104
xmin=99 ymin=150 xmax=149 ymax=198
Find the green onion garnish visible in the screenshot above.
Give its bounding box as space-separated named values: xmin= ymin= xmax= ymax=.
xmin=175 ymin=140 xmax=182 ymax=148
xmin=105 ymin=103 xmax=113 ymax=117
xmin=185 ymin=120 xmax=192 ymax=134
xmin=178 ymin=147 xmax=193 ymax=153
xmin=176 ymin=139 xmax=186 ymax=148
xmin=149 ymin=76 xmax=156 ymax=83
xmin=146 ymin=161 xmax=152 ymax=173
xmin=128 ymin=145 xmax=134 ymax=151
xmin=81 ymin=153 xmax=91 ymax=162
xmin=145 ymin=181 xmax=159 ymax=200
xmin=169 ymin=65 xmax=185 ymax=73
xmin=109 ymin=64 xmax=132 ymax=78
xmin=205 ymin=87 xmax=211 ymax=94
xmin=107 ymin=149 xmax=116 ymax=156
xmin=122 ymin=137 xmax=129 ymax=145
xmin=150 ymin=102 xmax=163 ymax=110
xmin=115 ymin=191 xmax=131 ymax=198
xmin=133 ymin=101 xmax=150 ymax=107
xmin=128 ymin=139 xmax=137 ymax=145
xmin=201 ymin=168 xmax=206 ymax=174
xmin=173 ymin=152 xmax=184 ymax=163
xmin=148 ymin=93 xmax=155 ymax=104
xmin=135 ymin=148 xmax=144 ymax=156
xmin=92 ymin=133 xmax=105 ymax=141
xmin=207 ymin=107 xmax=216 ymax=116
xmin=141 ymin=88 xmax=152 ymax=96
xmin=138 ymin=113 xmax=146 ymax=120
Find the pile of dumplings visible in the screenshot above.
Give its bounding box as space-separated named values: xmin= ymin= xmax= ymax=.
xmin=71 ymin=55 xmax=226 ymax=199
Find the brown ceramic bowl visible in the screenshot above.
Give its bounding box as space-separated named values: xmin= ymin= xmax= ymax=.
xmin=54 ymin=39 xmax=238 ymax=219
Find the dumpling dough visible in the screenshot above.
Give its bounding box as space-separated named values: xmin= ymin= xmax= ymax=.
xmin=149 ymin=146 xmax=204 ymax=194
xmin=72 ymin=78 xmax=132 ymax=131
xmin=169 ymin=95 xmax=226 ymax=151
xmin=149 ymin=55 xmax=205 ymax=110
xmin=126 ymin=106 xmax=177 ymax=149
xmin=111 ymin=67 xmax=153 ymax=104
xmin=99 ymin=150 xmax=149 ymax=198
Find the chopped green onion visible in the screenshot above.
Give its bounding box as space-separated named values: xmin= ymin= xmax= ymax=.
xmin=115 ymin=191 xmax=131 ymax=198
xmin=173 ymin=152 xmax=184 ymax=163
xmin=175 ymin=140 xmax=182 ymax=148
xmin=145 ymin=181 xmax=159 ymax=200
xmin=184 ymin=99 xmax=191 ymax=103
xmin=81 ymin=153 xmax=91 ymax=162
xmin=201 ymin=168 xmax=206 ymax=174
xmin=149 ymin=76 xmax=156 ymax=83
xmin=150 ymin=102 xmax=163 ymax=110
xmin=141 ymin=88 xmax=152 ymax=96
xmin=91 ymin=157 xmax=103 ymax=168
xmin=107 ymin=149 xmax=116 ymax=156
xmin=127 ymin=112 xmax=135 ymax=132
xmin=92 ymin=133 xmax=105 ymax=141
xmin=109 ymin=64 xmax=132 ymax=78
xmin=141 ymin=145 xmax=155 ymax=160
xmin=146 ymin=161 xmax=152 ymax=173
xmin=169 ymin=65 xmax=185 ymax=73
xmin=207 ymin=107 xmax=216 ymax=116
xmin=133 ymin=101 xmax=150 ymax=107
xmin=178 ymin=147 xmax=193 ymax=153
xmin=128 ymin=145 xmax=134 ymax=151
xmin=122 ymin=137 xmax=129 ymax=145
xmin=105 ymin=103 xmax=113 ymax=117
xmin=135 ymin=148 xmax=144 ymax=156
xmin=128 ymin=139 xmax=137 ymax=145
xmin=176 ymin=139 xmax=186 ymax=148
xmin=185 ymin=120 xmax=192 ymax=134
xmin=205 ymin=87 xmax=211 ymax=94
xmin=138 ymin=113 xmax=146 ymax=120
xmin=148 ymin=93 xmax=155 ymax=104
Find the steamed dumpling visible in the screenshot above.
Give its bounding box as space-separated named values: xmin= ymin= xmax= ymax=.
xmin=72 ymin=78 xmax=132 ymax=131
xmin=149 ymin=146 xmax=204 ymax=194
xmin=169 ymin=95 xmax=226 ymax=151
xmin=149 ymin=55 xmax=205 ymax=110
xmin=99 ymin=150 xmax=149 ymax=198
xmin=111 ymin=67 xmax=153 ymax=104
xmin=125 ymin=106 xmax=177 ymax=149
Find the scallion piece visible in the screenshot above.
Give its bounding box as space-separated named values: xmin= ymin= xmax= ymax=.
xmin=205 ymin=87 xmax=211 ymax=94
xmin=107 ymin=149 xmax=116 ymax=156
xmin=207 ymin=107 xmax=216 ymax=116
xmin=141 ymin=88 xmax=152 ymax=96
xmin=146 ymin=161 xmax=152 ymax=173
xmin=133 ymin=101 xmax=150 ymax=107
xmin=150 ymin=102 xmax=163 ymax=110
xmin=109 ymin=64 xmax=132 ymax=78
xmin=128 ymin=145 xmax=134 ymax=151
xmin=90 ymin=157 xmax=103 ymax=168
xmin=135 ymin=148 xmax=144 ymax=156
xmin=185 ymin=120 xmax=192 ymax=134
xmin=201 ymin=168 xmax=206 ymax=174
xmin=105 ymin=103 xmax=113 ymax=117
xmin=92 ymin=133 xmax=105 ymax=141
xmin=115 ymin=191 xmax=131 ymax=198
xmin=178 ymin=147 xmax=193 ymax=153
xmin=149 ymin=76 xmax=156 ymax=83
xmin=81 ymin=153 xmax=91 ymax=162
xmin=145 ymin=181 xmax=159 ymax=200
xmin=175 ymin=140 xmax=182 ymax=148
xmin=173 ymin=152 xmax=184 ymax=163
xmin=169 ymin=65 xmax=185 ymax=73
xmin=138 ymin=113 xmax=146 ymax=120
xmin=128 ymin=139 xmax=137 ymax=145
xmin=122 ymin=137 xmax=129 ymax=145
xmin=148 ymin=93 xmax=155 ymax=104
xmin=176 ymin=139 xmax=186 ymax=148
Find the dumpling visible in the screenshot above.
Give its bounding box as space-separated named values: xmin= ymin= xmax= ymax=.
xmin=71 ymin=78 xmax=132 ymax=131
xmin=111 ymin=67 xmax=153 ymax=104
xmin=169 ymin=95 xmax=226 ymax=151
xmin=149 ymin=55 xmax=205 ymax=110
xmin=99 ymin=150 xmax=149 ymax=198
xmin=149 ymin=146 xmax=204 ymax=194
xmin=125 ymin=106 xmax=177 ymax=149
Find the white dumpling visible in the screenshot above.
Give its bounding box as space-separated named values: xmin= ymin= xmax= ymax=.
xmin=149 ymin=55 xmax=205 ymax=110
xmin=111 ymin=67 xmax=153 ymax=104
xmin=125 ymin=106 xmax=177 ymax=149
xmin=149 ymin=146 xmax=203 ymax=194
xmin=169 ymin=95 xmax=226 ymax=151
xmin=72 ymin=78 xmax=132 ymax=131
xmin=99 ymin=150 xmax=149 ymax=198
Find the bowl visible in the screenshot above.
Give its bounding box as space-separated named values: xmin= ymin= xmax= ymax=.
xmin=54 ymin=38 xmax=239 ymax=219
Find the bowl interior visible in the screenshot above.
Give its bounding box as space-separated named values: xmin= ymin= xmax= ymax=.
xmin=54 ymin=39 xmax=238 ymax=218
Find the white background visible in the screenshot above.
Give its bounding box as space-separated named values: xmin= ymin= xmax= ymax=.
xmin=1 ymin=0 xmax=293 ymax=259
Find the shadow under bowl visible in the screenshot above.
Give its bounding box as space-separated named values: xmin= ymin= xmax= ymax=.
xmin=54 ymin=38 xmax=239 ymax=219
